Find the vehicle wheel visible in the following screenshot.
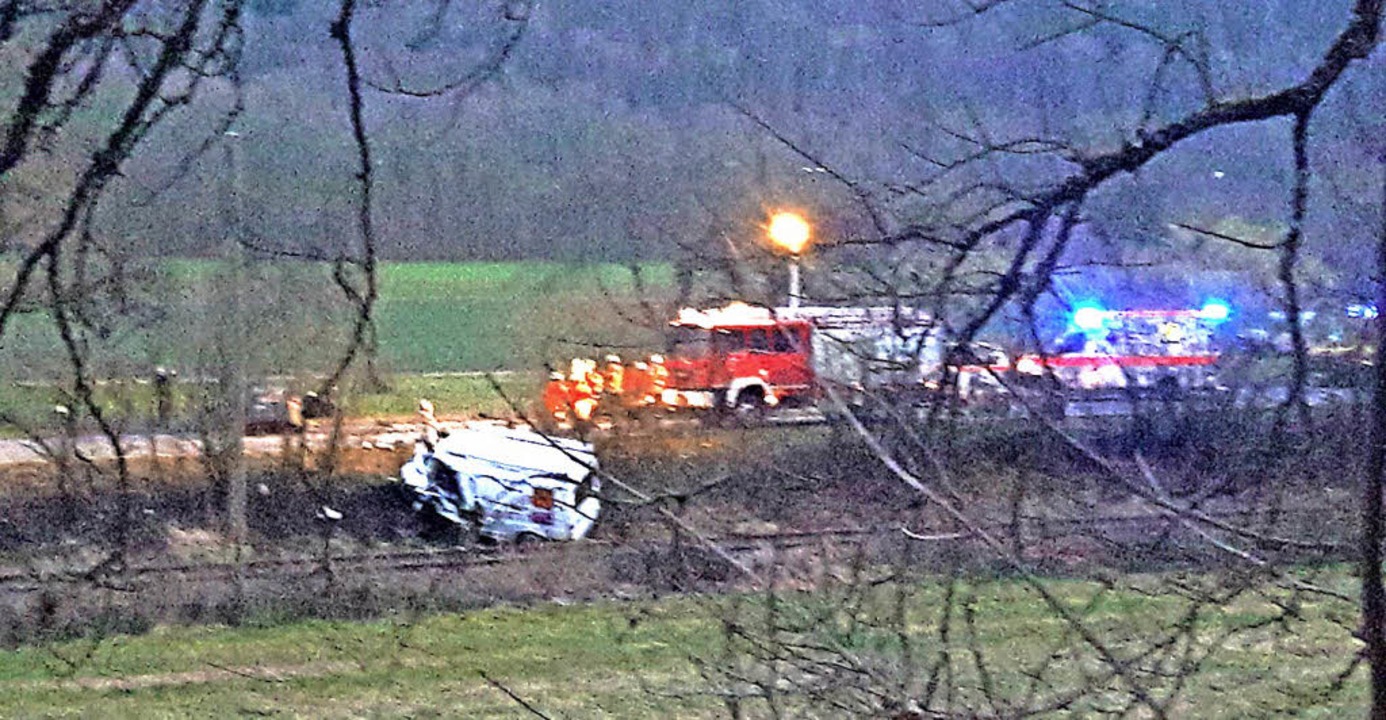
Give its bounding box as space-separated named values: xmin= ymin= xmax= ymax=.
xmin=723 ymin=391 xmax=767 ymax=428
xmin=515 ymin=532 xmax=547 ymax=550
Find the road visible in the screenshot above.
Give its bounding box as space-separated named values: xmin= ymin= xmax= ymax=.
xmin=0 ymin=383 xmax=1361 ymax=467
xmin=0 ymin=420 xmax=483 ymax=469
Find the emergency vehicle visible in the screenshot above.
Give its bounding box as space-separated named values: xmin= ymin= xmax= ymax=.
xmin=658 ymin=302 xmax=940 ymax=418
xmin=1014 ymin=301 xmax=1231 ymax=394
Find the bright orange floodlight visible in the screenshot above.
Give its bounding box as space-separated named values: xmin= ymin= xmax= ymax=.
xmin=767 ymin=212 xmax=812 ymax=256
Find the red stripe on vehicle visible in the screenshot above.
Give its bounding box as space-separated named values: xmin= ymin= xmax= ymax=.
xmin=1037 ymin=354 xmax=1218 ymax=368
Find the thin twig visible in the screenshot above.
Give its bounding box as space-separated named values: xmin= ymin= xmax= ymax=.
xmin=479 ymin=671 xmax=556 ymax=719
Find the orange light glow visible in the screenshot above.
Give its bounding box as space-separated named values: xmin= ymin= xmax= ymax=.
xmin=767 ymin=212 xmax=812 ymax=255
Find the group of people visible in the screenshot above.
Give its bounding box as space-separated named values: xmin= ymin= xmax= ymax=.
xmin=540 ymin=353 xmax=669 ymax=428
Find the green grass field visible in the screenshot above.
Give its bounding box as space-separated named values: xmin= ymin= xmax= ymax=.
xmin=0 ymin=260 xmax=675 ymax=378
xmin=0 ymin=572 xmax=1365 ymax=717
xmin=349 ymin=372 xmax=541 ymax=418
xmin=0 ymin=260 xmax=675 ymax=430
xmin=372 ymin=262 xmax=674 ymax=373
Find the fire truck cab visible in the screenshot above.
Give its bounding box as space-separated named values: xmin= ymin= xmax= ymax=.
xmin=662 ymin=303 xmax=815 ymax=412
xmin=660 ymin=303 xmax=938 ymax=415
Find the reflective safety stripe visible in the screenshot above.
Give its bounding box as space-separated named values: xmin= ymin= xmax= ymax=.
xmin=1038 ymin=354 xmax=1218 ymax=368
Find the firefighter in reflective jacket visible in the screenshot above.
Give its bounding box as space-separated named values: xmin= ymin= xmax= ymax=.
xmin=541 ymin=371 xmax=571 ymax=424
xmin=569 ymin=359 xmax=599 ymax=423
xmin=648 ymin=354 xmax=670 ymax=404
xmin=596 ymin=354 xmax=625 ymax=420
xmin=584 ymin=361 xmax=605 ymax=398
xmin=601 ymin=354 xmax=624 ymax=397
xmin=622 ymin=360 xmax=653 ymax=409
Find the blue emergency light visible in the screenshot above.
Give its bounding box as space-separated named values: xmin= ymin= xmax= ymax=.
xmin=1071 ymin=304 xmax=1108 ymax=333
xmin=1199 ymin=300 xmax=1231 ymax=323
xmin=1348 ymin=303 xmax=1379 ymax=319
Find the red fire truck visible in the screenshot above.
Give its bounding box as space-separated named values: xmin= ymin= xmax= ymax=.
xmin=659 ymin=303 xmax=939 ymax=419
xmin=583 ymin=296 xmax=1231 ymax=428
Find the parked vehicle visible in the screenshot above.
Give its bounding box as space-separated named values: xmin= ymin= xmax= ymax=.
xmin=1013 ymin=302 xmax=1230 ymax=396
xmin=659 ymin=303 xmax=940 ymax=418
xmin=245 ymin=386 xmax=336 ymax=435
xmin=399 ymin=424 xmax=600 ymax=543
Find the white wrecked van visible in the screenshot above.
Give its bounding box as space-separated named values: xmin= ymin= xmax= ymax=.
xmin=400 ymin=424 xmax=600 ymax=543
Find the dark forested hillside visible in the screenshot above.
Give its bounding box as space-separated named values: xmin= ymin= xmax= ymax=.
xmin=4 ymin=0 xmax=1381 ymax=271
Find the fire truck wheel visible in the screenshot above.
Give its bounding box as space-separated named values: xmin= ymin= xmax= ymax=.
xmin=724 ymin=390 xmax=768 ymax=428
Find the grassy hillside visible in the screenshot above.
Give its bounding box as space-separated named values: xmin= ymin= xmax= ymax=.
xmin=0 ymin=572 xmax=1363 ymax=717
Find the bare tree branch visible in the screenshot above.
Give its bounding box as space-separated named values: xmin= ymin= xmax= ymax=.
xmin=1170 ymin=221 xmax=1282 ymax=251
xmin=480 ymin=670 xmax=555 ymax=719
xmin=1276 ymin=109 xmax=1314 ymax=429
xmin=1363 ymin=148 xmax=1386 ymax=718
xmin=320 ymin=0 xmax=380 ymax=395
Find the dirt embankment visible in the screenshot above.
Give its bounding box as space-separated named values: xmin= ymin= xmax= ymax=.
xmin=0 ymin=414 xmax=461 ymax=492
xmin=0 ymin=417 xmax=435 ymax=566
xmin=2 ymin=418 xmax=1356 ymax=648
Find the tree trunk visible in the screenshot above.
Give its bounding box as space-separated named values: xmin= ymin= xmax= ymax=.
xmin=1364 ymin=151 xmax=1386 ymax=720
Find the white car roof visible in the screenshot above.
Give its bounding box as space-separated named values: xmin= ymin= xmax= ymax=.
xmin=432 ymin=426 xmax=596 ymax=484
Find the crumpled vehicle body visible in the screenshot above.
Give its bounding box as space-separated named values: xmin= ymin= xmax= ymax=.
xmin=400 ymin=425 xmax=600 ymax=543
